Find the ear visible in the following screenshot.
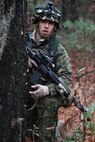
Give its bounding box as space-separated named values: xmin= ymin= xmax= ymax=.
xmin=54 ymin=24 xmax=58 ymax=32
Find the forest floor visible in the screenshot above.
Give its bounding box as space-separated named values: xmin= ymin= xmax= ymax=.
xmin=57 ymin=50 xmax=95 ymax=142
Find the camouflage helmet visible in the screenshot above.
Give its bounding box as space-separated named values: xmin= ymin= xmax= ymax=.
xmin=32 ymin=2 xmax=62 ymax=29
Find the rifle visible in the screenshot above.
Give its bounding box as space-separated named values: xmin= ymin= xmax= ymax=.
xmin=26 ymin=38 xmax=87 ymax=113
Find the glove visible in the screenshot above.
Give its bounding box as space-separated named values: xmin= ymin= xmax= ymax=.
xmin=56 ymin=77 xmax=65 ymax=95
xmin=28 ymin=57 xmax=38 ymax=68
xmin=56 ymin=83 xmax=65 ymax=95
xmin=29 ymin=84 xmax=49 ymax=100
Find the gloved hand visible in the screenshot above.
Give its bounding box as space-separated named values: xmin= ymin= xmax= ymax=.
xmin=56 ymin=77 xmax=65 ymax=95
xmin=29 ymin=84 xmax=49 ymax=100
xmin=56 ymin=83 xmax=65 ymax=95
xmin=28 ymin=57 xmax=38 ymax=68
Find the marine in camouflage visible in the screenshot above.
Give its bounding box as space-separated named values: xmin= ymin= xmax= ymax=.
xmin=25 ymin=2 xmax=72 ymax=142
xmin=25 ymin=34 xmax=72 ymax=142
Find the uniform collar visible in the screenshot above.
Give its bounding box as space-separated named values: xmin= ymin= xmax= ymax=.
xmin=32 ymin=30 xmax=45 ymax=42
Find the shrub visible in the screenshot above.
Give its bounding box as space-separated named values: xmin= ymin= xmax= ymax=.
xmin=58 ymin=17 xmax=95 ymax=52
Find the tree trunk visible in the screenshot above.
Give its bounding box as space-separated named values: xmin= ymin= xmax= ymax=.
xmin=0 ymin=0 xmax=27 ymax=141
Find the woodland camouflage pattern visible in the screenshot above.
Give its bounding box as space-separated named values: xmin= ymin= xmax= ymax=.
xmin=48 ymin=43 xmax=71 ymax=97
xmin=26 ymin=35 xmax=72 ymax=142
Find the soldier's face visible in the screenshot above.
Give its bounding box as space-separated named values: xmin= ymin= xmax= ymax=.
xmin=37 ymin=19 xmax=55 ymax=39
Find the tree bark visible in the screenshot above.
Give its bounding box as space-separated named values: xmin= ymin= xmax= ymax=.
xmin=0 ymin=0 xmax=27 ymax=141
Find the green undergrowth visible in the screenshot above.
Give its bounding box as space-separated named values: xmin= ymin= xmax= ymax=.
xmin=58 ymin=17 xmax=95 ymax=53
xmin=64 ymin=102 xmax=95 ymax=142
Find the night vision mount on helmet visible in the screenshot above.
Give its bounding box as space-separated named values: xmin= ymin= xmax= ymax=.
xmin=32 ymin=2 xmax=62 ymax=30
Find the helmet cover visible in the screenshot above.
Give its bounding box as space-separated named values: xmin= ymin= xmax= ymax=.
xmin=32 ymin=2 xmax=62 ymax=29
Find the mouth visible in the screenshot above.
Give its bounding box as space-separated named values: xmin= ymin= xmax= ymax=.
xmin=43 ymin=30 xmax=48 ymax=34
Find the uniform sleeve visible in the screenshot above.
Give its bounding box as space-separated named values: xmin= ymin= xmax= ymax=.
xmin=48 ymin=43 xmax=72 ymax=96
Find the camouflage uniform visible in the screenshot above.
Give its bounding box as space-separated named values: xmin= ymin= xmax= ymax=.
xmin=25 ymin=2 xmax=72 ymax=142
xmin=25 ymin=30 xmax=72 ymax=142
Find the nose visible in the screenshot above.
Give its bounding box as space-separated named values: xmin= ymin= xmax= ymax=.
xmin=45 ymin=22 xmax=49 ymax=28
